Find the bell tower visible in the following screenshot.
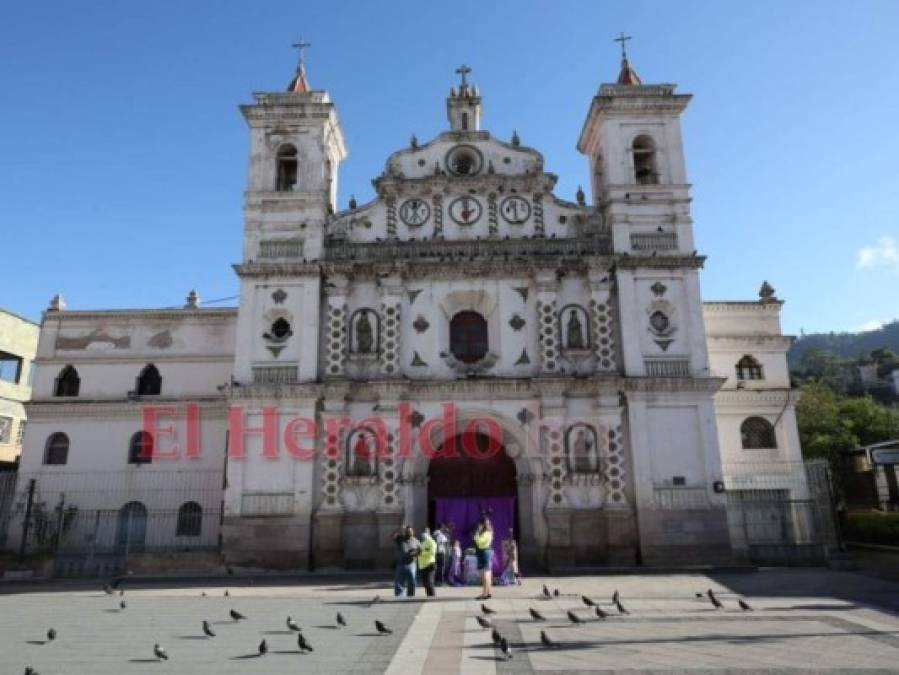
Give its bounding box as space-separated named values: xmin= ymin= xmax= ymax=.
xmin=446 ymin=64 xmax=481 ymax=131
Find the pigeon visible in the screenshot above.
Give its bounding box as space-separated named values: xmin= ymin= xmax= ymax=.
xmin=481 ymin=603 xmax=496 ymax=615
xmin=553 ymin=588 xmax=560 ymax=597
xmin=491 ymin=627 xmax=502 ymax=645
xmin=738 ymin=598 xmax=753 ymax=611
xmin=287 ymin=616 xmax=301 ymax=632
xmin=707 ymin=589 xmax=723 ymax=609
xmin=529 ymin=607 xmax=546 ymax=621
xmin=615 ymin=598 xmax=629 ymax=615
xmin=46 ymin=628 xmax=56 ymax=642
xmin=476 ymin=615 xmax=492 ymax=629
xmin=368 ymin=595 xmax=380 ymax=608
xmin=120 ymin=600 xmax=127 ymax=610
xmin=103 ymin=584 xmax=114 ymax=595
xmin=612 ymin=590 xmax=619 ymax=604
xmin=24 ymin=668 xmax=38 ymax=675
xmin=595 ymin=606 xmax=608 ymax=620
xmin=581 ymin=595 xmax=596 ymax=607
xmin=153 ymin=643 xmax=168 ymax=660
xmin=258 ymin=639 xmax=267 ymax=656
xmin=695 ymin=592 xmax=704 ymax=598
xmin=298 ymin=632 xmax=314 ymax=652
xmin=336 ymin=612 xmax=346 ymax=627
xmin=224 ymin=590 xmax=230 ymax=597
xmin=499 ymin=636 xmax=513 ymax=660
xmin=202 ymin=621 xmax=215 ymax=637
xmin=230 ymin=609 xmax=246 ymax=621
xmin=542 ymin=584 xmax=551 ymax=598
xmin=201 ymin=592 xmax=207 ymax=597
xmin=567 ymin=610 xmax=585 ymax=625
xmin=540 ymin=630 xmax=559 ymax=648
xmin=375 ymin=620 xmax=392 ymax=635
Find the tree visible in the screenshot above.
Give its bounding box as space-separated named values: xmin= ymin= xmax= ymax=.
xmin=797 ymin=381 xmax=899 ymax=467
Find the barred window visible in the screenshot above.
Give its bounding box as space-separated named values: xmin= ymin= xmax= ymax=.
xmin=735 ymin=355 xmax=764 ymax=381
xmin=44 ymin=432 xmax=69 ymax=465
xmin=633 ymin=135 xmax=658 ymax=185
xmin=450 ymin=311 xmax=488 ymax=364
xmin=741 ymin=417 xmax=776 ymax=449
xmin=128 ymin=431 xmax=154 ymax=464
xmin=176 ymin=501 xmax=202 ymax=537
xmin=276 ymin=144 xmax=298 ymax=191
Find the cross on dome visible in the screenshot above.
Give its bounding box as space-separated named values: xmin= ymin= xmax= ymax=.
xmin=613 ymin=32 xmax=642 ymax=86
xmin=288 ymin=36 xmax=312 ymax=93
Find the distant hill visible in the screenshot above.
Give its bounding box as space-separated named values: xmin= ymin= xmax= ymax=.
xmin=788 ymin=320 xmax=899 ymax=368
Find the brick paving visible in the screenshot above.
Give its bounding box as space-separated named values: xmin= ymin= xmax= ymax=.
xmin=2 ymin=569 xmax=898 ymax=673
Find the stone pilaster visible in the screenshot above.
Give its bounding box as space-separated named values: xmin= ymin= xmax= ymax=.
xmin=378 ymin=274 xmax=403 ymax=378
xmin=587 ymin=266 xmax=618 ymax=373
xmin=535 ymin=270 xmax=560 ymax=375
xmin=323 ymin=274 xmax=348 ymax=378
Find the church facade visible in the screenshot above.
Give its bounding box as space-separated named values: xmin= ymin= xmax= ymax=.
xmin=14 ymin=53 xmax=805 ymax=571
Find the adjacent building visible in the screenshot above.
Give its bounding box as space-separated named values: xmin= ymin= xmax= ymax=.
xmin=0 ymin=309 xmax=39 ymax=465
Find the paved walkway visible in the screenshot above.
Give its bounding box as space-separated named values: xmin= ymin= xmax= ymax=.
xmin=2 ymin=569 xmax=898 ymax=673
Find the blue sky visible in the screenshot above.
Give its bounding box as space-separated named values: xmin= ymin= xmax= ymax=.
xmin=1 ymin=0 xmax=896 ymax=335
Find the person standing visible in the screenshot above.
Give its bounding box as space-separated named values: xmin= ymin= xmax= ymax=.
xmin=433 ymin=523 xmax=448 ymax=586
xmin=417 ymin=527 xmax=437 ymax=597
xmin=473 ymin=513 xmax=494 ymax=600
xmin=392 ymin=525 xmax=420 ymax=597
xmin=501 ymin=528 xmax=521 ymax=585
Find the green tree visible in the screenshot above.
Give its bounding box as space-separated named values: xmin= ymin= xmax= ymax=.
xmin=797 ymin=381 xmax=899 ymax=467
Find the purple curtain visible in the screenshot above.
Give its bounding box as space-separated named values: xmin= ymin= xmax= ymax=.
xmin=434 ymin=497 xmax=515 ymax=576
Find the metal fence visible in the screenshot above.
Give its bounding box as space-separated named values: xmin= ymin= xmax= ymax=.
xmin=9 ymin=469 xmax=224 ymax=577
xmin=722 ymin=459 xmax=839 ymax=565
xmin=0 ymin=471 xmax=16 ymax=548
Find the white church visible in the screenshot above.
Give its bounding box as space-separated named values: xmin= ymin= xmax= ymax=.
xmin=13 ymin=46 xmax=807 ymax=573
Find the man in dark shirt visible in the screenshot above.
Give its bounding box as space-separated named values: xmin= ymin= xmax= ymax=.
xmin=393 ymin=525 xmax=420 ymax=597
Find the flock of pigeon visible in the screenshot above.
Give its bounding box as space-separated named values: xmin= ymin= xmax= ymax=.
xmin=22 ymin=582 xmax=396 ymax=675
xmin=21 ymin=580 xmax=754 ymax=673
xmin=471 ymin=584 xmax=754 ymax=661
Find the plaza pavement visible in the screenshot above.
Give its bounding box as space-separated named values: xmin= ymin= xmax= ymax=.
xmin=1 ymin=568 xmax=898 ymax=674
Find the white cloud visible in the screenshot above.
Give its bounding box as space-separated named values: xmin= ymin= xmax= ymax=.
xmin=853 ymin=319 xmax=885 ymax=332
xmin=857 ymin=236 xmax=899 ymax=273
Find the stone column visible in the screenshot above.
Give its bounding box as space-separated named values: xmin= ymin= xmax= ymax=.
xmin=323 ymin=274 xmax=348 ymax=379
xmin=313 ymin=398 xmax=347 ymax=568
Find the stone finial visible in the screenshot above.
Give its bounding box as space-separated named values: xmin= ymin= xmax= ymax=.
xmin=759 ymin=281 xmax=777 ymax=303
xmin=185 ymin=289 xmax=200 ymax=309
xmin=576 ymin=185 xmax=586 ymax=206
xmin=48 ymin=294 xmax=66 ymax=311
xmin=511 ymin=130 xmax=520 ymax=147
xmin=410 ymin=134 xmax=418 ymax=149
xmin=348 ymin=195 xmax=357 ymax=210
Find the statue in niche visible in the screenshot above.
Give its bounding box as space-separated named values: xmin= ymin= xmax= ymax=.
xmin=566 ymin=310 xmax=585 ymax=350
xmin=356 ymin=311 xmax=374 ymax=354
xmin=348 ymin=428 xmax=376 ymax=477
xmin=567 ymin=425 xmax=598 ymax=474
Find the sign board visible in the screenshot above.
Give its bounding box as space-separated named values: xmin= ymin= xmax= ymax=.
xmin=871 ymin=448 xmax=899 ymax=465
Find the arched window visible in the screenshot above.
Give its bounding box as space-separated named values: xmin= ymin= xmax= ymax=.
xmin=116 ymin=501 xmax=147 ymax=550
xmin=44 ymin=432 xmax=69 ymax=465
xmin=450 ymin=311 xmax=489 ymax=364
xmin=176 ymin=501 xmax=202 ymax=537
xmin=54 ymin=365 xmax=80 ymax=397
xmin=136 ymin=364 xmax=161 ymax=396
xmin=632 ymin=135 xmax=658 ymax=185
xmin=741 ymin=417 xmax=777 ymax=449
xmin=735 ymin=355 xmax=764 ymax=381
xmin=276 ymin=144 xmax=298 ymax=192
xmin=128 ymin=431 xmax=153 ymax=464
xmin=461 ymin=112 xmax=469 ymax=131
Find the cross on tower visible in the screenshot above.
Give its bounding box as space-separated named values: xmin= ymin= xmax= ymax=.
xmin=614 ymin=32 xmax=632 ymax=59
xmin=292 ymin=37 xmax=311 ymax=67
xmin=455 ymin=64 xmax=472 ymax=87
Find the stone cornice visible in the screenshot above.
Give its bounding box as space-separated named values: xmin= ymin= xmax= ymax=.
xmin=227 ymin=374 xmax=725 ymax=402
xmin=705 ymin=335 xmax=795 ymax=348
xmin=44 ymin=308 xmax=238 ymax=322
xmin=703 ymin=301 xmax=783 ymax=312
xmin=615 ymin=254 xmax=705 ymax=270
xmin=33 ymin=354 xmax=235 ymax=365
xmin=25 ymin=396 xmax=229 ymax=419
xmin=714 ymin=388 xmax=800 ymax=407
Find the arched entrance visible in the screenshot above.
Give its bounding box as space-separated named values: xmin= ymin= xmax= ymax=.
xmin=427 ymin=432 xmax=518 ymax=575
